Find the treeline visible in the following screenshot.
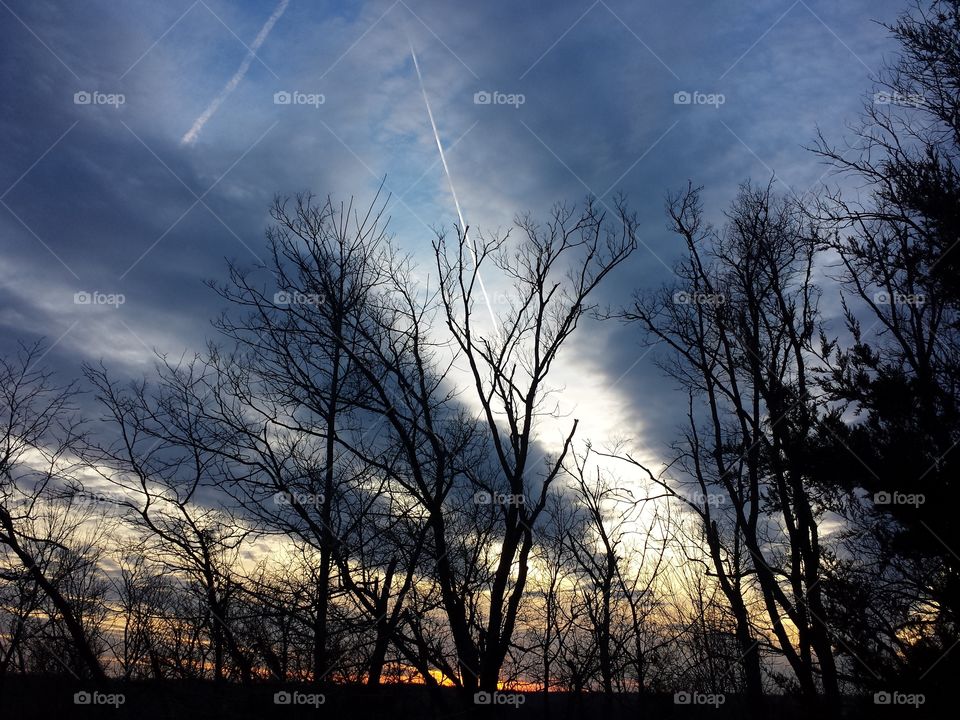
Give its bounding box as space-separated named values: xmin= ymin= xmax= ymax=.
xmin=1 ymin=0 xmax=958 ymax=713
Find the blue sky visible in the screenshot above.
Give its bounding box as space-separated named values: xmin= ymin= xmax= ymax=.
xmin=0 ymin=0 xmax=906 ymax=452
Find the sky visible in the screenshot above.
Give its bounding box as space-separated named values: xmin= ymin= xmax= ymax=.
xmin=0 ymin=0 xmax=908 ymax=464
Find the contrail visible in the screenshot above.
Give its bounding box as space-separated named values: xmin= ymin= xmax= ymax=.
xmin=181 ymin=0 xmax=289 ymax=146
xmin=408 ymin=41 xmax=499 ymax=333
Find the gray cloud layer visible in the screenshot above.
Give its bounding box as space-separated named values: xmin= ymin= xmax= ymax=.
xmin=0 ymin=0 xmax=903 ymax=450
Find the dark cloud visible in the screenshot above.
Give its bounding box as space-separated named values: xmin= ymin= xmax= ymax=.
xmin=1 ymin=0 xmax=905 ymax=461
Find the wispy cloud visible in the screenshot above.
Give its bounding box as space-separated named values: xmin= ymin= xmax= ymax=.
xmin=180 ymin=0 xmax=288 ymax=146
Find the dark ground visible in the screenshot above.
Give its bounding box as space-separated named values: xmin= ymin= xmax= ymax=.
xmin=0 ymin=677 xmax=945 ymax=719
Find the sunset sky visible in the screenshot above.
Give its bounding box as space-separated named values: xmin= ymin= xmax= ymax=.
xmin=1 ymin=0 xmax=905 ymax=458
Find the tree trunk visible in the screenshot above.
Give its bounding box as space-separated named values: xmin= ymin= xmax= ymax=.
xmin=0 ymin=511 xmax=106 ymax=682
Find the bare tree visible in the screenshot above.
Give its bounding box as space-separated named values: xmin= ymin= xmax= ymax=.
xmin=811 ymin=0 xmax=960 ymax=683
xmin=0 ymin=342 xmax=106 ymax=681
xmin=561 ymin=447 xmax=670 ymax=693
xmin=432 ymin=198 xmax=637 ymax=692
xmin=612 ymin=182 xmax=838 ymax=700
xmin=84 ymin=363 xmax=255 ymax=683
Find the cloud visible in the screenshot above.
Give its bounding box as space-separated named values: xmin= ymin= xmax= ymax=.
xmin=0 ymin=0 xmax=907 ymax=463
xmin=180 ymin=0 xmax=289 ymax=146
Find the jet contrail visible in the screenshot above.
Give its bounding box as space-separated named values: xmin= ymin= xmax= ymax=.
xmin=408 ymin=41 xmax=499 ymax=334
xmin=181 ymin=0 xmax=289 ymax=146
